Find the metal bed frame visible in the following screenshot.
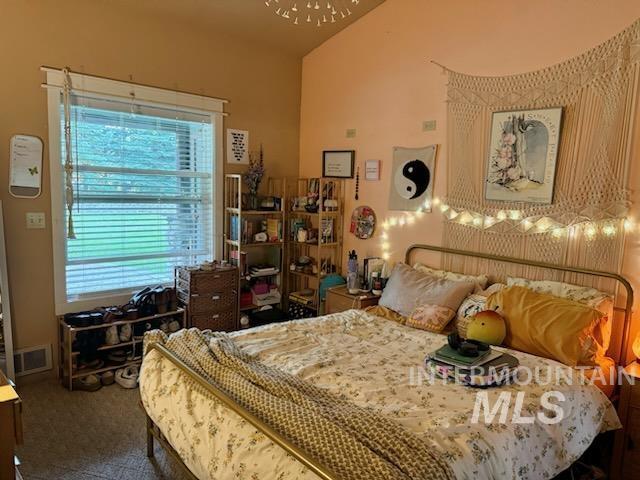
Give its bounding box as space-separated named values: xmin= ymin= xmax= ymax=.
xmin=143 ymin=244 xmax=635 ymax=479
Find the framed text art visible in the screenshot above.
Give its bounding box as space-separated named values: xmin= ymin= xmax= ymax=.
xmin=322 ymin=150 xmax=355 ymax=178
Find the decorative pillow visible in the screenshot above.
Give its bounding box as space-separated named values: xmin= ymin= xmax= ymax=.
xmin=455 ymin=294 xmax=487 ymax=338
xmin=507 ymin=277 xmax=613 ymax=350
xmin=364 ymin=305 xmax=407 ymax=325
xmin=406 ymin=304 xmax=456 ymax=332
xmin=454 ymin=284 xmax=506 ymax=338
xmin=413 ymin=264 xmax=488 ymax=293
xmin=379 ymin=263 xmax=475 ymax=318
xmin=486 ymin=286 xmax=605 ymax=366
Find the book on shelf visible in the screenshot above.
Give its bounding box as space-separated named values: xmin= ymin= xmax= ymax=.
xmin=266 ymin=218 xmax=282 ymax=242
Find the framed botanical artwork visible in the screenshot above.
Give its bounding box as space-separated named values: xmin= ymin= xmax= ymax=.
xmin=485 ymin=107 xmax=563 ymax=204
xmin=322 ymin=150 xmax=355 ymax=178
xmin=388 ymin=145 xmax=437 ymax=211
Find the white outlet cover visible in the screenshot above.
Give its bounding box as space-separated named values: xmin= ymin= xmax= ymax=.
xmin=26 ymin=212 xmax=46 ymax=229
xmin=423 ymin=120 xmax=437 ymax=131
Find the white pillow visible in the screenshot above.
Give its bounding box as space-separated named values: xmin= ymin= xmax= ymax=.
xmin=413 ymin=263 xmax=488 ymax=293
xmin=454 ymin=283 xmax=506 ymax=337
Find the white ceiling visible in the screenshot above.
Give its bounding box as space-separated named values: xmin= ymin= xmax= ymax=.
xmin=117 ymin=0 xmax=387 ymax=56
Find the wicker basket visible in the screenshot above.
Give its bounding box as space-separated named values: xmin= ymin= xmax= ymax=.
xmin=177 ymin=268 xmax=237 ymax=294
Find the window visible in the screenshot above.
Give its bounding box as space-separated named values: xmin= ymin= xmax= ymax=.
xmin=45 ymin=69 xmax=224 ymax=313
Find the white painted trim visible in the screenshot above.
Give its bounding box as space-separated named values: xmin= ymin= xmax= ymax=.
xmin=0 ymin=201 xmax=15 ymax=380
xmin=45 ymin=69 xmax=226 ymax=314
xmin=41 ymin=66 xmax=227 ymax=115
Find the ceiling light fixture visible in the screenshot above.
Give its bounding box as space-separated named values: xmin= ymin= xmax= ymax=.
xmin=265 ymin=0 xmax=360 ymax=26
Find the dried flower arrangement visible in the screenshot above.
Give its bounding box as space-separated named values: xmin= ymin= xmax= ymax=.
xmin=244 ymin=145 xmax=265 ymax=197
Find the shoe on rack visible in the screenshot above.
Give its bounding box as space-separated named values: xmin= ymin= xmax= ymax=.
xmin=133 ymin=322 xmax=153 ymax=340
xmin=73 ymin=374 xmax=102 ymax=392
xmin=119 ymin=324 xmax=132 ymax=342
xmin=159 ymin=321 xmax=170 ymax=334
xmin=105 ymin=326 xmax=120 ymax=346
xmin=101 ymin=370 xmax=115 ymax=386
xmin=106 ymin=349 xmax=128 ymax=365
xmin=77 ymin=358 xmax=104 ymax=371
xmin=168 ymin=320 xmax=181 ymax=333
xmin=115 ymin=366 xmax=139 ymax=389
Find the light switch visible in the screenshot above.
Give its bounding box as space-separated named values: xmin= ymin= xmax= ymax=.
xmin=26 ymin=212 xmax=46 ymax=229
xmin=346 ymin=128 xmax=357 ymax=138
xmin=423 ymin=120 xmax=437 ymax=132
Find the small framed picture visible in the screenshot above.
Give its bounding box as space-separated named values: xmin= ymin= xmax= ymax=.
xmin=322 ymin=150 xmax=355 ymax=178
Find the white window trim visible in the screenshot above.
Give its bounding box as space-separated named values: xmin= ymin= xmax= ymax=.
xmin=42 ymin=67 xmax=226 ymax=315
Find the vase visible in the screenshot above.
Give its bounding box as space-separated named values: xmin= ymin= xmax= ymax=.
xmin=247 ymin=193 xmax=259 ymax=211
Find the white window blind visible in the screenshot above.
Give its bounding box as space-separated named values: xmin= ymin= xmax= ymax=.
xmin=60 ymin=95 xmax=214 ymax=301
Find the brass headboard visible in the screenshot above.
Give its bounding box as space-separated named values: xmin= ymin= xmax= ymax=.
xmin=406 ymin=243 xmax=635 ymax=365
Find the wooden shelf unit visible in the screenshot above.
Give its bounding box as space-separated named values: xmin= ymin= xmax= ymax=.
xmin=284 ymin=177 xmax=344 ymax=315
xmin=223 ymin=175 xmax=286 ymax=323
xmin=58 ymin=308 xmax=186 ymax=391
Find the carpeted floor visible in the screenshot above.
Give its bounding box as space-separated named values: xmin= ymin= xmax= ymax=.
xmin=15 ymin=378 xmax=189 ymax=480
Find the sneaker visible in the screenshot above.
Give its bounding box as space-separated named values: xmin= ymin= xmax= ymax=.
xmin=168 ymin=320 xmax=181 ymax=333
xmin=101 ymin=371 xmax=115 ymax=386
xmin=159 ymin=321 xmax=170 ymax=334
xmin=105 ymin=326 xmax=119 ymax=346
xmin=72 ymin=374 xmax=102 ymax=392
xmin=119 ymin=324 xmax=132 ymax=342
xmin=115 ymin=366 xmax=139 ymax=389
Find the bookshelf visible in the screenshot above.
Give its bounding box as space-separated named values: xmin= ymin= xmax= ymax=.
xmin=224 ymin=175 xmax=286 ymax=323
xmin=284 ymin=178 xmax=344 ymax=316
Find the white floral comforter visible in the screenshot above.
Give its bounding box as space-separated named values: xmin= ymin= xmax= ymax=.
xmin=139 ymin=310 xmax=620 ymax=480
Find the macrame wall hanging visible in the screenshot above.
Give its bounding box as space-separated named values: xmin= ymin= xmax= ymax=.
xmin=437 ymin=19 xmax=640 ymax=289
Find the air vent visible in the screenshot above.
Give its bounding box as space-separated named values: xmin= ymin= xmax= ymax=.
xmin=14 ymin=344 xmax=52 ymax=376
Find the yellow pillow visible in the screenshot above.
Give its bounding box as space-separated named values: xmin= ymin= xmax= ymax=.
xmin=365 ymin=305 xmax=407 ymax=325
xmin=486 ymin=286 xmax=605 ymax=366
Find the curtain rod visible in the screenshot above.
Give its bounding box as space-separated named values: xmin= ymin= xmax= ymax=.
xmin=40 ymin=65 xmax=229 ymax=110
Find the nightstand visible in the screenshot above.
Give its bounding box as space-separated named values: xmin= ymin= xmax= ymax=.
xmin=325 ymin=286 xmax=380 ymax=314
xmin=611 ymin=361 xmax=640 ymax=480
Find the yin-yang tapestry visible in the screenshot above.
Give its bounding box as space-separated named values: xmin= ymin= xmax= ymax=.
xmin=388 ymin=145 xmax=437 ymax=211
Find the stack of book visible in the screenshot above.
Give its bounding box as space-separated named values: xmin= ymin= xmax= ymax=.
xmin=425 ymin=345 xmax=519 ymax=387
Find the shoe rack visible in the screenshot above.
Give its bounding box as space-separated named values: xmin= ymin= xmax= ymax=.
xmin=58 ymin=308 xmax=186 ymax=391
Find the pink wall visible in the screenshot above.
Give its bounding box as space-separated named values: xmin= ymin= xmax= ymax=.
xmin=299 ymin=0 xmax=640 ymax=360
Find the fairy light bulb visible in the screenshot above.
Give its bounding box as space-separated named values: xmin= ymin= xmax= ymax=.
xmin=522 ymin=219 xmax=533 ymax=231
xmin=432 ymin=198 xmax=441 ymax=207
xmin=439 ymin=204 xmax=449 ymax=213
xmin=381 ymin=242 xmax=390 ymax=250
xmin=381 ymin=231 xmax=388 ymax=240
xmin=585 ymin=224 xmax=597 ymax=239
xmin=484 ymin=216 xmax=495 ymax=228
xmin=398 ymin=217 xmax=406 ymax=226
xmin=625 ymin=218 xmax=634 ymax=231
xmin=496 ymin=210 xmax=507 ymax=221
xmin=552 ymin=228 xmax=564 ymax=238
xmin=423 ymin=200 xmax=432 ymax=210
xmin=472 ymin=217 xmax=482 ymax=227
xmin=382 ymin=252 xmax=390 ymax=261
xmin=406 ymin=215 xmax=415 ymax=225
xmin=382 ymin=221 xmax=389 ymax=230
xmin=389 ymin=217 xmax=398 ymax=227
xmin=603 ymin=224 xmax=616 ymax=237
xmin=509 ymin=210 xmax=521 ymax=220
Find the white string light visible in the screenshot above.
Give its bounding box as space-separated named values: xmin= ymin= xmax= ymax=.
xmin=377 ymin=199 xmax=634 ymax=260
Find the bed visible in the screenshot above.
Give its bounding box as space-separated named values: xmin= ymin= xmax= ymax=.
xmin=139 ymin=244 xmax=633 ymax=480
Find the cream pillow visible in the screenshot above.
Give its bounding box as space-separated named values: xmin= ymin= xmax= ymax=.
xmin=379 ymin=263 xmax=475 ymax=319
xmin=454 ymin=283 xmax=506 ymax=337
xmin=413 ymin=263 xmax=488 ymax=293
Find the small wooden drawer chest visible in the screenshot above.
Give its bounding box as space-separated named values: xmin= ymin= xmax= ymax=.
xmin=325 ymin=286 xmax=380 ymax=314
xmin=176 ymin=266 xmax=239 ymax=332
